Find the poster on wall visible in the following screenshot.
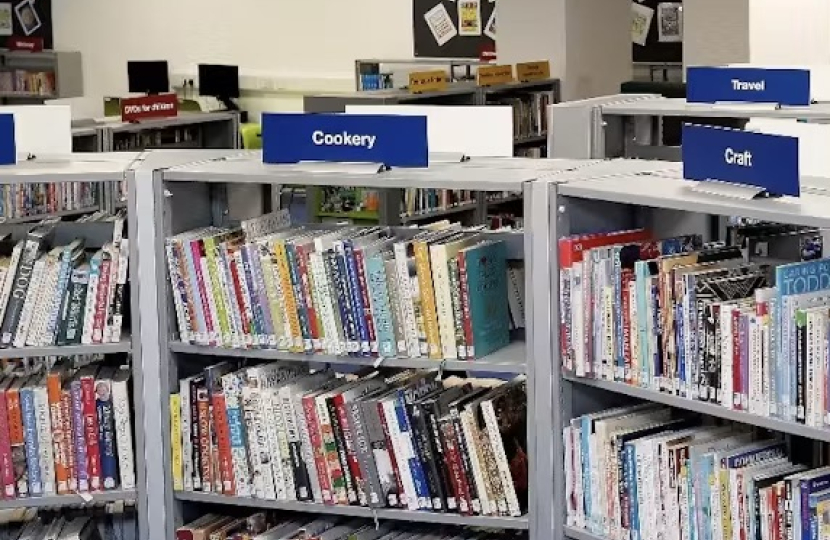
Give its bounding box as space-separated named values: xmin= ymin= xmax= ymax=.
xmin=0 ymin=4 xmax=12 ymax=36
xmin=657 ymin=2 xmax=682 ymax=43
xmin=631 ymin=2 xmax=654 ymax=46
xmin=9 ymin=0 xmax=51 ymax=46
xmin=632 ymin=0 xmax=682 ymax=63
xmin=414 ymin=0 xmax=496 ymax=58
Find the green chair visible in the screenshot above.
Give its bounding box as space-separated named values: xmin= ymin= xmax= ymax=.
xmin=179 ymin=99 xmax=202 ymax=112
xmin=240 ymin=122 xmax=262 ymax=150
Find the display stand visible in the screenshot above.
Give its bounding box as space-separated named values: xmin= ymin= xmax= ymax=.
xmin=0 ymin=154 xmax=146 ymax=537
xmin=539 ymin=158 xmax=830 ymax=540
xmin=130 ymin=150 xmax=584 ymax=540
xmin=0 ymin=49 xmax=83 ymax=102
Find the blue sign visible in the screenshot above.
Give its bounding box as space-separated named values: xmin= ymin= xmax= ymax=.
xmin=262 ymin=113 xmax=428 ymax=167
xmin=0 ymin=114 xmax=14 ymax=165
xmin=687 ymin=67 xmax=811 ymax=106
xmin=682 ymin=124 xmax=799 ymax=197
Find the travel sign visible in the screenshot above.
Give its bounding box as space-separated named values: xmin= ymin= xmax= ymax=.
xmin=687 ymin=67 xmax=810 ymax=106
xmin=262 ymin=113 xmax=428 ymax=167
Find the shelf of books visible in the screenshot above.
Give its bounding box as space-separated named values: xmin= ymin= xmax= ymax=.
xmin=0 ymin=157 xmax=144 ymax=539
xmin=104 ymin=111 xmax=240 ymax=152
xmin=0 ymin=505 xmax=134 ymax=539
xmin=481 ymin=79 xmax=560 ymax=159
xmin=549 ymin=160 xmax=830 ymax=540
xmin=139 ymin=154 xmax=556 ymax=540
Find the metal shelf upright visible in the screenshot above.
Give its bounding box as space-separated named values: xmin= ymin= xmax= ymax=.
xmin=132 ymin=151 xmax=578 ymax=540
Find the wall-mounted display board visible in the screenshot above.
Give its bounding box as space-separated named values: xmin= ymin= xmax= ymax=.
xmin=2 ymin=0 xmax=53 ymax=48
xmin=632 ymin=0 xmax=682 ymax=63
xmin=414 ymin=0 xmax=496 ymax=59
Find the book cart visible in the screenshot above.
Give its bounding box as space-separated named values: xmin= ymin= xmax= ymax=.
xmin=132 ymin=150 xmax=572 ymax=540
xmin=546 ymin=159 xmax=830 ymax=540
xmin=0 ymin=155 xmax=146 ymax=538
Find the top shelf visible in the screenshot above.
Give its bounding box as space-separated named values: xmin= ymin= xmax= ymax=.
xmin=557 ymin=161 xmax=830 ymax=228
xmin=601 ymin=97 xmax=830 ymax=120
xmin=0 ymin=155 xmax=135 ymax=184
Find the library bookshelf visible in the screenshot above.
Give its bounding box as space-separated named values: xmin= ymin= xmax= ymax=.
xmin=0 ymin=155 xmax=145 ymax=537
xmin=131 ymin=152 xmax=579 ymax=540
xmin=546 ymin=159 xmax=830 ymax=540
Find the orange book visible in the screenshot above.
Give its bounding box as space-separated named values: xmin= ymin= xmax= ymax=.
xmin=211 ymin=391 xmax=234 ymax=495
xmin=6 ymin=378 xmax=25 ymax=497
xmin=46 ymin=364 xmax=69 ymax=494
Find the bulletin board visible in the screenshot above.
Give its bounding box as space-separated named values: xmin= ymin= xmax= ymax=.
xmin=0 ymin=0 xmax=53 ymax=48
xmin=413 ymin=0 xmax=496 ymax=59
xmin=632 ymin=0 xmax=682 ymax=63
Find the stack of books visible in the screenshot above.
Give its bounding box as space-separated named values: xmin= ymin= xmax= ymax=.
xmin=558 ymin=227 xmax=830 ymax=425
xmin=0 ymin=514 xmax=101 ymax=539
xmin=178 ymin=514 xmax=528 ymax=540
xmin=400 ymin=189 xmax=476 ymax=220
xmin=0 ymin=221 xmax=129 ymax=349
xmin=0 ymin=358 xmax=135 ymax=499
xmin=166 ymin=215 xmax=519 ymax=360
xmin=0 ymin=183 xmax=98 ymax=222
xmin=170 ymin=365 xmax=528 ymax=517
xmin=492 ymin=90 xmax=553 ymax=143
xmin=565 ymin=406 xmax=830 ymax=540
xmin=0 ymin=70 xmax=56 ymax=97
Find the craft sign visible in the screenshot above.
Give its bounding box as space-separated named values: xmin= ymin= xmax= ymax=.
xmin=262 ymin=113 xmax=428 ymax=167
xmin=686 ymin=67 xmax=811 ymax=106
xmin=477 ymin=64 xmax=513 ymax=86
xmin=682 ymin=124 xmax=800 ymax=197
xmin=516 ymin=61 xmax=551 ymax=83
xmin=120 ymin=94 xmax=179 ymax=122
xmin=409 ymin=70 xmax=448 ymax=94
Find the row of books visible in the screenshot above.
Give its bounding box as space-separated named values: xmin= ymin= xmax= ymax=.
xmin=111 ymin=127 xmax=199 ymax=152
xmin=167 ymin=215 xmax=517 ymax=360
xmin=564 ymin=405 xmax=830 ymax=540
xmin=178 ymin=513 xmax=526 ymax=540
xmin=358 ymin=72 xmax=394 ymax=91
xmin=514 ymin=147 xmax=543 ymax=158
xmin=0 ymin=360 xmax=135 ymax=499
xmin=400 ymin=189 xmax=476 ymax=221
xmin=558 ymin=227 xmax=830 ymax=426
xmin=0 ymin=515 xmax=101 ymax=540
xmin=170 ymin=362 xmax=528 ymax=517
xmin=0 ymin=221 xmax=129 ymax=349
xmin=0 ymin=183 xmax=98 ymax=222
xmin=491 ymin=90 xmax=553 ymax=142
xmin=0 ymin=71 xmax=56 ymax=97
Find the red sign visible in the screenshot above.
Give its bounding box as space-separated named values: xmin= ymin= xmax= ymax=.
xmin=8 ymin=37 xmax=43 ymax=52
xmin=120 ymin=94 xmax=179 ymax=122
xmin=479 ymin=43 xmax=497 ymax=63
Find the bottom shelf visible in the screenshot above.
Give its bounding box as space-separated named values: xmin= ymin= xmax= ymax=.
xmin=0 ymin=489 xmax=137 ymax=509
xmin=175 ymin=491 xmax=529 ymax=530
xmin=564 ymin=526 xmax=604 ymax=540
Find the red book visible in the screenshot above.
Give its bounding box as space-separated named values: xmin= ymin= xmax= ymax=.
xmin=211 ymin=391 xmax=234 ymax=495
xmin=621 ymin=270 xmax=634 ymax=384
xmin=60 ymin=383 xmax=76 ymax=492
xmin=732 ymin=309 xmax=742 ymax=411
xmin=190 ymin=238 xmax=216 ymax=346
xmin=46 ymin=366 xmax=69 ymax=494
xmin=302 ymin=393 xmax=333 ymax=504
xmin=196 ymin=388 xmax=213 ymax=491
xmin=92 ymin=252 xmax=113 ymax=344
xmin=353 ymin=248 xmax=377 ymax=353
xmin=227 ymin=247 xmax=252 ymax=341
xmin=0 ymin=380 xmax=14 ymax=498
xmin=79 ymin=367 xmax=102 ymax=491
xmin=294 ymin=243 xmax=322 ymax=352
xmin=439 ymin=417 xmax=472 ymax=515
xmin=332 ymin=393 xmax=363 ymax=504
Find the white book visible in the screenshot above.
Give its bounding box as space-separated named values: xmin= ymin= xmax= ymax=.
xmin=564 ymin=425 xmax=576 ymax=526
xmin=166 ymin=240 xmax=192 ymax=344
xmin=506 ymin=265 xmax=525 ymax=329
xmin=179 ymin=376 xmax=194 ymax=492
xmin=242 ymin=383 xmax=272 ymax=499
xmin=33 ymin=379 xmax=55 ymax=495
xmin=393 ymin=240 xmax=421 ymax=358
xmin=293 ymin=388 xmax=322 ymax=503
xmin=26 ymin=248 xmax=60 ymax=346
xmin=482 ymin=391 xmax=522 ymax=517
xmin=220 ymin=370 xmax=251 ymax=497
xmin=199 ymin=251 xmax=221 ymax=346
xmin=0 ymin=241 xmax=24 ymax=329
xmin=13 ymin=253 xmax=47 ymax=347
xmin=308 ymin=249 xmax=340 ymax=356
xmin=112 ymin=368 xmax=135 ymax=490
xmin=80 ymin=249 xmax=102 ymax=345
xmin=261 ymin=388 xmax=289 ymax=500
xmin=108 ymin=239 xmax=130 ymax=343
xmin=234 ymin=250 xmax=259 ymax=347
xmin=430 ymin=237 xmax=478 ymax=360
xmin=256 ymin=240 xmax=286 ymax=350
xmin=215 ymin=242 xmax=244 ymax=348
xmin=749 ymin=314 xmax=763 ymax=415
xmin=382 ymin=395 xmax=418 ymax=510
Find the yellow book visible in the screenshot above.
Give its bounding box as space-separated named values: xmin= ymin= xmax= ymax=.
xmin=819 ymin=498 xmax=830 ymax=540
xmin=203 ymin=233 xmax=232 ymax=347
xmin=170 ymin=393 xmax=183 ymax=491
xmin=273 ymin=238 xmax=303 ymax=353
xmin=414 ymin=239 xmax=442 ymax=359
xmin=257 ymin=239 xmax=287 ymax=350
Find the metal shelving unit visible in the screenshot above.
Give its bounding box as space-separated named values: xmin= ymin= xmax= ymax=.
xmin=132 ymin=151 xmax=564 ymax=540
xmin=0 ymin=49 xmax=83 ymax=102
xmin=544 ymin=159 xmax=830 ymax=540
xmin=0 ymin=155 xmax=144 ymax=533
xmin=548 ymin=94 xmax=830 ymax=160
xmin=103 ymin=110 xmax=240 ymax=152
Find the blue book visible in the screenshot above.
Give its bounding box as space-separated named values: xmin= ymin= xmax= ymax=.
xmin=809 ymin=488 xmax=830 ymax=540
xmin=238 ymin=243 xmax=265 ymax=345
xmin=19 ymin=380 xmax=40 ymax=496
xmin=342 ymin=240 xmax=370 ymax=356
xmin=364 ymin=251 xmax=396 ymax=358
xmin=800 ymin=468 xmax=830 ymax=540
xmin=461 ymin=240 xmax=510 ymax=358
xmin=285 ymin=242 xmax=313 ymax=352
xmin=775 ymin=259 xmax=830 ymax=420
xmin=95 ymin=368 xmax=118 ymax=490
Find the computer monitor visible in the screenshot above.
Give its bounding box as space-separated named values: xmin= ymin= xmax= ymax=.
xmin=127 ymin=61 xmax=170 ymax=94
xmin=198 ymin=64 xmax=240 ymax=100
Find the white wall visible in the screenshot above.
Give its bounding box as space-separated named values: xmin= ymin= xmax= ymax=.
xmin=53 ymin=0 xmax=414 ymax=116
xmin=748 ymin=0 xmax=830 ymax=65
xmin=683 ymin=0 xmax=749 ymax=71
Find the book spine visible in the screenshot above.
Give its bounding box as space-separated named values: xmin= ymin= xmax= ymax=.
xmin=333 ymin=395 xmax=363 ymax=505
xmin=280 ymin=390 xmax=310 ymax=501
xmin=211 ymin=390 xmax=234 ymax=495
xmin=410 ymin=402 xmax=444 ymax=511
xmin=414 ymin=242 xmax=442 ymax=359
xmin=33 ymin=385 xmax=55 ymax=495
xmin=273 ymin=241 xmax=303 ymax=352
xmin=362 ymin=399 xmax=398 ymax=508
xmin=459 ymin=406 xmax=491 ymax=515
xmin=221 ymin=374 xmax=250 ymax=497
xmin=12 ymin=256 xmax=44 ymax=348
xmin=343 ymin=241 xmax=370 ymax=355
xmin=179 ymin=379 xmax=193 ymax=492
xmin=167 ymin=241 xmax=193 ymax=343
xmin=196 ymin=387 xmax=213 ymax=492
xmin=330 ymin=246 xmax=358 ymax=355
xmin=317 ymin=395 xmax=346 ymax=504
xmin=112 ymin=374 xmax=135 ymax=491
xmin=235 ymin=249 xmax=261 ymax=346
xmin=295 ymin=392 xmax=321 ymax=502
xmin=171 ymin=394 xmax=183 ymax=491
xmin=482 ymin=399 xmax=522 ymax=517
xmin=241 ymin=384 xmax=270 ymax=499
xmin=70 ymin=379 xmax=88 ymax=492
xmin=452 ymin=408 xmax=480 ymax=514
xmin=427 ymin=403 xmax=456 ymax=512
xmin=199 ymin=249 xmax=222 ymax=347
xmin=259 ymin=243 xmax=287 ymax=350
xmin=189 ymin=240 xmax=216 ymax=346
xmin=286 ymin=244 xmax=313 ymax=352
xmin=440 ymin=416 xmax=472 ymax=515
xmin=81 ymin=254 xmax=101 ymax=345
xmin=347 ymin=399 xmax=381 ymax=507
xmin=20 ymin=387 xmax=40 ymax=496
xmin=385 ymin=258 xmax=408 ymax=356
xmin=353 ymin=248 xmax=377 ymax=355
xmin=203 ymin=237 xmax=231 ymax=346
xmin=216 ymin=246 xmax=244 ymax=348
xmin=247 ymin=244 xmax=276 ymax=347
xmin=393 ymin=243 xmax=420 ymax=358
xmin=366 ymin=253 xmax=396 ymax=358
xmin=383 ymin=398 xmax=418 ymax=510
xmin=1 ymin=239 xmax=39 ymax=347
xmin=448 ymin=257 xmax=467 ymax=359
xmin=81 ymin=373 xmax=102 ymax=491
xmin=92 ymin=251 xmax=113 ymax=344
xmin=46 ymin=373 xmax=67 ymax=495
xmin=302 ymin=393 xmax=333 ymax=504
xmin=458 ymin=251 xmax=475 ymax=358
xmin=60 ymin=386 xmax=76 ymax=492
xmin=0 ymin=389 xmax=13 ymax=498
xmin=96 ymin=383 xmax=117 ymax=490
xmin=260 ymin=389 xmax=287 ymax=500
xmin=296 ymin=245 xmax=323 ymax=352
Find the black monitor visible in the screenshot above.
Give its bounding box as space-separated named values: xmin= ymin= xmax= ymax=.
xmin=198 ymin=64 xmax=240 ymax=99
xmin=127 ymin=61 xmax=169 ymax=94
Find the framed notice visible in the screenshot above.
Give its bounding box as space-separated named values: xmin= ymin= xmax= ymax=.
xmin=0 ymin=4 xmax=12 ymax=36
xmin=414 ymin=0 xmax=496 ymax=58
